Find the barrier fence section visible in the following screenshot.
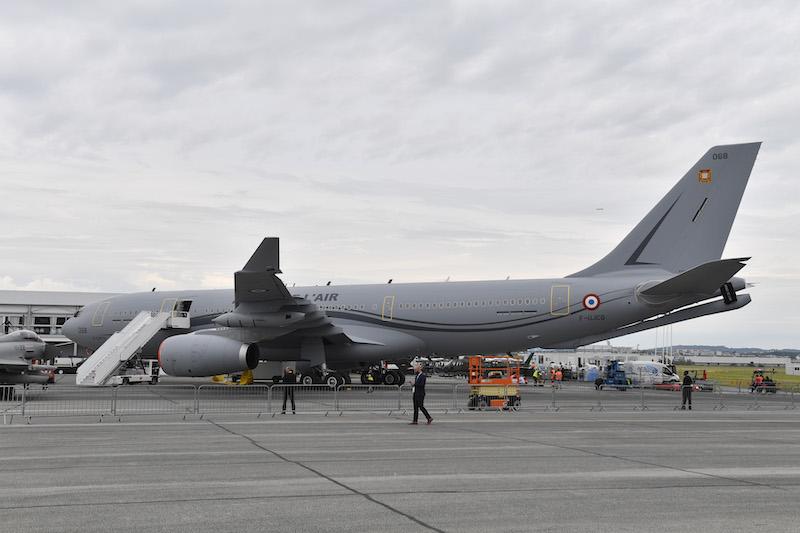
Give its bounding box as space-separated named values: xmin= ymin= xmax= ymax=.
xmin=270 ymin=384 xmax=338 ymax=414
xmin=335 ymin=385 xmax=402 ymax=412
xmin=114 ymin=385 xmax=198 ymax=416
xmin=198 ymin=385 xmax=269 ymax=415
xmin=2 ymin=381 xmax=798 ymax=423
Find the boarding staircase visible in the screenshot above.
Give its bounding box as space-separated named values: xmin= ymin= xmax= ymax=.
xmin=76 ymin=311 xmax=176 ymax=386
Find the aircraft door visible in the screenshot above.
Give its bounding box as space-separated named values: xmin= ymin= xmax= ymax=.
xmin=159 ymin=298 xmax=177 ymax=313
xmin=550 ymin=285 xmax=570 ymax=316
xmin=381 ymin=296 xmax=395 ymax=321
xmin=91 ymin=301 xmax=111 ymax=327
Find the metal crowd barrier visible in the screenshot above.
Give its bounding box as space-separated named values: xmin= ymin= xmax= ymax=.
xmin=198 ymin=385 xmax=269 ymax=415
xmin=2 ymin=381 xmax=798 ymax=423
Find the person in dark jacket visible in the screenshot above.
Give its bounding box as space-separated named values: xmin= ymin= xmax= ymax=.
xmin=410 ymin=363 xmax=433 ymax=425
xmin=681 ymin=370 xmax=693 ymax=410
xmin=282 ymin=367 xmax=296 ymax=414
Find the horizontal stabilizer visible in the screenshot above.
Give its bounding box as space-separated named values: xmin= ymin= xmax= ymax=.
xmin=641 ymin=257 xmax=749 ymax=296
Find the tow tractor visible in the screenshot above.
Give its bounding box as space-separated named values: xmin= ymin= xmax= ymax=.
xmin=467 ymin=356 xmax=521 ymax=410
xmin=360 ymin=363 xmax=406 ymax=386
xmin=596 ymin=360 xmax=629 ymax=391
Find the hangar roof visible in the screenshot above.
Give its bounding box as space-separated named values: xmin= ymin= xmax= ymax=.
xmin=0 ymin=290 xmax=118 ymax=307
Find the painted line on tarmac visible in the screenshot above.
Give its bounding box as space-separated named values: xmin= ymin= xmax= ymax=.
xmin=207 ymin=419 xmax=447 ymax=533
xmin=448 ymin=425 xmax=790 ymax=492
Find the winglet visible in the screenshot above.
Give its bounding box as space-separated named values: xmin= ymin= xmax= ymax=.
xmin=243 ymin=238 xmax=281 ymax=273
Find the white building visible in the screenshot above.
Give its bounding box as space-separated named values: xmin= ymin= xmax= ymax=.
xmin=0 ymin=290 xmax=116 ymax=344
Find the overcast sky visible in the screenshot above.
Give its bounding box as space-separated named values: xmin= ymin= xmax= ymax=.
xmin=0 ymin=2 xmax=797 ymax=348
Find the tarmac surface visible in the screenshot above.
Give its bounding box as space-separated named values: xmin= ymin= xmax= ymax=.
xmin=3 ymin=405 xmax=800 ymax=532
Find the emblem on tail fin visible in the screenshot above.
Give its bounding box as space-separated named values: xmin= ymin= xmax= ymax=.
xmin=698 ymin=168 xmax=713 ymax=184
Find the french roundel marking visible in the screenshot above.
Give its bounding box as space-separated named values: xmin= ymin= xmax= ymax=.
xmin=582 ymin=293 xmax=600 ymax=311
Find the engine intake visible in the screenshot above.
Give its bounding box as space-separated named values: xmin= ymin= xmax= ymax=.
xmin=158 ymin=334 xmax=259 ymax=377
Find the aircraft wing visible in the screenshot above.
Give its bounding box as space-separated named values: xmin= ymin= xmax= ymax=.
xmin=213 ymin=238 xmax=341 ymax=341
xmin=233 ymin=237 xmax=292 ymax=305
xmin=0 ymin=356 xmax=28 ymax=372
xmin=640 ymin=257 xmax=749 ymax=296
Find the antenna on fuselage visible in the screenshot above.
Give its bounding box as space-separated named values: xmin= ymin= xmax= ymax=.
xmin=326 ymin=281 xmax=331 ymax=286
xmin=151 ymin=287 xmax=156 ymax=292
xmin=387 ymin=279 xmax=392 ymax=284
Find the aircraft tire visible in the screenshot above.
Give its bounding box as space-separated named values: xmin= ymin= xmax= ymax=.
xmin=382 ymin=371 xmax=398 ymax=386
xmin=392 ymin=370 xmax=405 ymax=386
xmin=324 ymin=373 xmax=344 ymax=389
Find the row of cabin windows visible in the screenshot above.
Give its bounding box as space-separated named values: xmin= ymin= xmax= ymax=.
xmin=111 ymin=300 xmax=536 ymax=317
xmin=320 ymin=299 xmax=538 ymax=312
xmin=112 ymin=308 xmax=231 ymax=318
xmin=398 ymin=298 xmax=535 ymax=310
xmin=320 ymin=304 xmax=368 ymax=311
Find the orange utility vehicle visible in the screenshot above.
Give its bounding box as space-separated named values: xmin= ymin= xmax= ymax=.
xmin=467 ymin=356 xmax=522 ymax=410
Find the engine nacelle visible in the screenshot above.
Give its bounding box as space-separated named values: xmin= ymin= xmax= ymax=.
xmin=158 ymin=334 xmax=259 ymax=377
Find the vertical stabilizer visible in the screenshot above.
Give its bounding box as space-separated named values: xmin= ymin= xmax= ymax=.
xmin=570 ymin=142 xmax=760 ymax=277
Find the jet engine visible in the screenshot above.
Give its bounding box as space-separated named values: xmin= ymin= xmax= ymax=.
xmin=158 ymin=334 xmax=259 ymax=377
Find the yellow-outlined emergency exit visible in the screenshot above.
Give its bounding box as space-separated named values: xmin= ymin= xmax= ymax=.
xmin=381 ymin=296 xmax=395 ymax=321
xmin=550 ymin=285 xmax=570 ymax=316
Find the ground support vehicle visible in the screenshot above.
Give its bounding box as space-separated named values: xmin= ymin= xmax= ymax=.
xmin=466 ymin=356 xmax=521 ymax=410
xmin=597 ymin=360 xmax=630 ymax=391
xmin=359 ymin=364 xmax=405 ymax=386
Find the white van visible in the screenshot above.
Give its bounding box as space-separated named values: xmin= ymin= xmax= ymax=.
xmin=621 ymin=361 xmax=679 ymax=386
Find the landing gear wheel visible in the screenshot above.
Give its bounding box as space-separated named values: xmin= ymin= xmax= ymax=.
xmin=382 ymin=371 xmax=398 ymax=386
xmin=325 ymin=373 xmax=344 ymax=388
xmin=391 ymin=370 xmax=405 ymax=386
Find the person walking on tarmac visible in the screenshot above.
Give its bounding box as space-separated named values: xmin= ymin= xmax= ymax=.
xmin=282 ymin=367 xmax=297 ymax=414
xmin=681 ymin=370 xmax=693 ymax=410
xmin=410 ymin=363 xmax=432 ymax=425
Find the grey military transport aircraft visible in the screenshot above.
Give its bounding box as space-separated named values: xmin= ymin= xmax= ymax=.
xmin=0 ymin=330 xmax=54 ymax=390
xmin=62 ymin=143 xmax=760 ymax=386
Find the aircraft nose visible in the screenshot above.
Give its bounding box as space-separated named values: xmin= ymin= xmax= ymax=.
xmin=62 ymin=317 xmax=79 ymax=341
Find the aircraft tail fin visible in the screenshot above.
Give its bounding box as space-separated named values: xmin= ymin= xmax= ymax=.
xmin=569 ymin=143 xmax=760 ymax=277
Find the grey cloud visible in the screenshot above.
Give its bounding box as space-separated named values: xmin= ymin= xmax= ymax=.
xmin=0 ymin=2 xmax=797 ymax=346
